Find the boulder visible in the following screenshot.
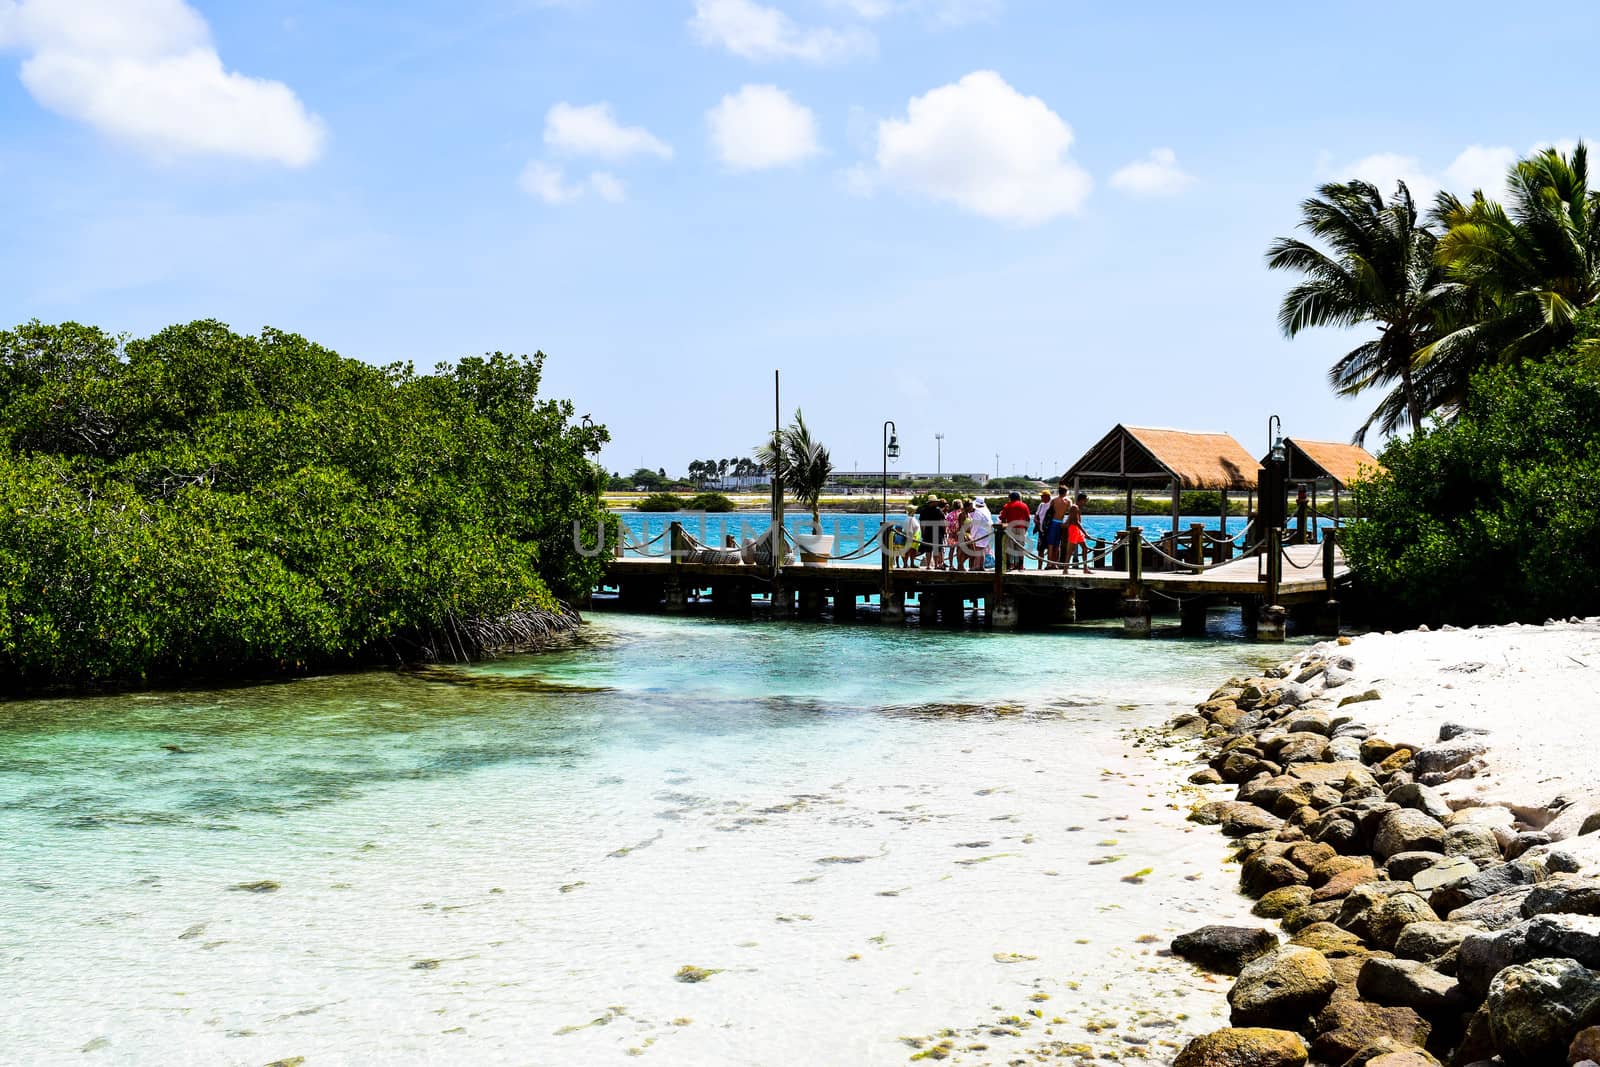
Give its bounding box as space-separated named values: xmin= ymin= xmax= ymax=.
xmin=1385 ymin=852 xmax=1446 ymax=883
xmin=1172 ymin=1027 xmax=1308 ymax=1067
xmin=1571 ymin=1026 xmax=1600 ymax=1063
xmin=1327 ymin=736 xmax=1365 ymax=763
xmin=1313 ymin=863 xmax=1380 ymax=903
xmin=1172 ymin=926 xmax=1281 ymax=976
xmin=1285 ymin=841 xmax=1338 ymax=873
xmin=1340 ymin=689 xmax=1382 ymax=707
xmin=1224 ymin=805 xmax=1288 ymax=838
xmin=1357 ymin=957 xmax=1463 ymax=1015
xmin=1437 ymin=721 xmax=1489 ymax=742
xmin=1359 ymin=1050 xmax=1441 ymax=1066
xmin=1486 ymin=958 xmax=1600 ymax=1063
xmin=1393 ymin=921 xmax=1477 ymax=962
xmin=1506 ymin=830 xmax=1555 ymax=860
xmin=1444 ymin=805 xmax=1515 ymax=830
xmin=1189 ymin=767 xmax=1225 ymax=785
xmin=1523 ymin=877 xmax=1600 ymax=919
xmin=1374 ymin=810 xmax=1447 ymax=862
xmin=1277 ymin=733 xmax=1330 ymax=764
xmin=1278 ymin=681 xmax=1315 ymax=708
xmin=1360 ymin=738 xmax=1399 ymax=764
xmin=1458 ymin=915 xmax=1600 ymax=1001
xmin=1312 ymin=854 xmax=1375 ymax=887
xmin=1338 ymin=883 xmax=1424 ymax=941
xmin=1431 ymin=857 xmax=1556 ymax=916
xmin=1290 ymin=922 xmax=1368 ymax=959
xmin=1254 ymin=885 xmax=1315 ymax=919
xmin=1409 ymin=738 xmax=1488 ymax=777
xmin=1412 ymin=857 xmax=1479 ymax=893
xmin=1386 ymin=783 xmax=1452 ymax=822
xmin=1441 ymin=825 xmax=1503 ymax=869
xmin=1312 ymin=815 xmax=1363 ymax=856
xmin=1229 ymin=946 xmax=1338 ymax=1028
xmin=1367 ymin=894 xmax=1441 ymax=951
xmin=1310 ymin=999 xmax=1431 ymax=1064
xmin=1281 ymin=901 xmax=1344 ymax=934
xmin=1447 ymin=884 xmax=1541 ymax=930
xmin=1242 ymin=853 xmax=1310 ymax=898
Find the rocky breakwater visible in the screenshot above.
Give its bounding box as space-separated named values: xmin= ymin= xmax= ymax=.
xmin=1164 ymin=640 xmax=1600 ymax=1067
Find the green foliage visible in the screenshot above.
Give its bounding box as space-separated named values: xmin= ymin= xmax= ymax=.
xmin=685 ymin=492 xmax=735 ymax=512
xmin=627 ymin=467 xmax=666 ymax=490
xmin=755 ymin=408 xmax=833 ymax=534
xmin=1345 ymin=314 xmax=1600 ymax=624
xmin=0 ymin=320 xmax=612 ymax=692
xmin=636 ymin=493 xmax=689 ymax=511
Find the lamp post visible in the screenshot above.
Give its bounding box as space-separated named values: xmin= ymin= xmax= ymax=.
xmin=882 ymin=420 xmax=900 ymax=523
xmin=934 ymin=432 xmax=943 ymax=477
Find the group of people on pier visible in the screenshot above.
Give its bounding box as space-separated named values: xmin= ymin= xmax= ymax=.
xmin=891 ymin=487 xmax=1093 ymax=572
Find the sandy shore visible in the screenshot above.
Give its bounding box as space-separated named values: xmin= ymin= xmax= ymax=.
xmin=1294 ymin=618 xmax=1600 ymax=852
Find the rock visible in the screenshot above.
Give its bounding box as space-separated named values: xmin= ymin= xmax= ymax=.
xmin=1506 ymin=830 xmax=1555 ymax=860
xmin=1190 ymin=767 xmax=1225 ymax=785
xmin=1409 ymin=738 xmax=1488 ymax=777
xmin=1362 ymin=1051 xmax=1441 ymax=1067
xmin=1524 ymin=877 xmax=1600 ymax=918
xmin=1313 ymin=864 xmax=1380 ymax=903
xmin=1486 ymin=958 xmax=1600 ymax=1062
xmin=1393 ymin=921 xmax=1477 ymax=962
xmin=1229 ymin=946 xmax=1338 ymax=1028
xmin=1254 ymin=886 xmax=1315 ymax=918
xmin=1386 ymin=852 xmax=1447 ymax=883
xmin=1322 ymin=664 xmax=1355 ymax=689
xmin=1386 ymin=783 xmax=1452 ymax=822
xmin=1431 ymin=857 xmax=1554 ymax=916
xmin=1221 ymin=751 xmax=1281 ymax=783
xmin=1281 ymin=901 xmax=1344 ymax=933
xmin=1278 ymin=682 xmax=1314 ymax=708
xmin=1374 ymin=810 xmax=1448 ymax=862
xmin=1224 ymin=805 xmax=1288 ymax=838
xmin=1285 ymin=841 xmax=1338 ymax=873
xmin=1284 ymin=708 xmax=1333 ymax=735
xmin=1438 ymin=722 xmax=1490 ymax=742
xmin=1458 ymin=915 xmax=1600 ymax=1001
xmin=1378 ymin=749 xmax=1414 ymax=775
xmin=1172 ymin=1027 xmax=1308 ymax=1067
xmin=1360 ymin=738 xmax=1398 ymax=764
xmin=1172 ymin=926 xmax=1281 ymax=976
xmin=1447 ymin=884 xmax=1540 ymax=929
xmin=1338 ymin=883 xmax=1424 ymax=941
xmin=1526 ymin=913 xmax=1600 ymax=967
xmin=1312 ymin=816 xmax=1363 ymax=856
xmin=1340 ymin=689 xmax=1382 ymax=707
xmin=1313 ymin=854 xmax=1375 ymax=887
xmin=1357 ymin=957 xmax=1463 ymax=1015
xmin=1367 ymin=894 xmax=1441 ymax=951
xmin=1290 ymin=922 xmax=1368 ymax=958
xmin=1584 ymin=813 xmax=1600 ymax=837
xmin=1442 ymin=825 xmax=1503 ymax=869
xmin=1311 ymin=999 xmax=1431 ymax=1065
xmin=1277 ymin=733 xmax=1331 ymax=764
xmin=1291 ymin=760 xmax=1377 ymax=789
xmin=1242 ymin=853 xmax=1310 ymax=898
xmin=1327 ymin=736 xmax=1365 ymax=763
xmin=1413 ymin=857 xmax=1480 ymax=893
xmin=1571 ymin=1025 xmax=1600 ymax=1063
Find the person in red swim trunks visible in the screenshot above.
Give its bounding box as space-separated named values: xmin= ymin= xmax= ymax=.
xmin=1066 ymin=492 xmax=1091 ymax=573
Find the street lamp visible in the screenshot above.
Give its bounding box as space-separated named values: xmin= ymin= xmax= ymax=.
xmin=934 ymin=432 xmax=943 ymax=477
xmin=1268 ymin=414 xmax=1285 ymax=463
xmin=882 ymin=420 xmax=900 ymax=523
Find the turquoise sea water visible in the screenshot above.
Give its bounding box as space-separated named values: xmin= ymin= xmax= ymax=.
xmin=2 ymin=614 xmax=1295 ymax=1066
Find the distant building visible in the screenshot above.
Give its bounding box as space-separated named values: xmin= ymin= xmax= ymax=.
xmin=832 ymin=472 xmax=989 ymax=484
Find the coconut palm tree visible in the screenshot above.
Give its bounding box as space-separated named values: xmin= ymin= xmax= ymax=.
xmin=754 ymin=409 xmax=833 ymax=535
xmin=1431 ymin=143 xmax=1600 ymax=369
xmin=1267 ymin=180 xmax=1455 ymax=444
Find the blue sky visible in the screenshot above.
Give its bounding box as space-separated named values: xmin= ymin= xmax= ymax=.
xmin=2 ymin=0 xmax=1595 ymax=479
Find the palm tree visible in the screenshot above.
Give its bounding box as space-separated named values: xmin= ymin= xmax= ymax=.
xmin=755 ymin=409 xmax=834 ymax=535
xmin=1432 ymin=143 xmax=1600 ymax=369
xmin=1267 ymin=180 xmax=1454 ymax=443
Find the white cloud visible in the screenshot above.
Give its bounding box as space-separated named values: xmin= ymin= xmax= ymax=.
xmin=825 ymin=0 xmax=1002 ymax=25
xmin=0 ymin=0 xmax=326 ymax=166
xmin=518 ymin=161 xmax=627 ymax=206
xmin=707 ymin=84 xmax=820 ymax=171
xmin=864 ymin=70 xmax=1090 ymax=225
xmin=1109 ymin=147 xmax=1194 ymax=197
xmin=690 ymin=0 xmax=874 ymax=63
xmin=1337 ymin=145 xmax=1518 ymax=204
xmin=544 ymin=101 xmax=672 ymax=161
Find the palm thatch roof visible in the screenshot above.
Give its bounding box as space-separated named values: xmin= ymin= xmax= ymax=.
xmin=1269 ymin=438 xmax=1383 ymax=490
xmin=1063 ymin=425 xmax=1261 ymax=492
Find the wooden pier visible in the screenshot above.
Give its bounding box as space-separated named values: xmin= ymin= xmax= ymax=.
xmin=595 ymin=524 xmax=1349 ymax=641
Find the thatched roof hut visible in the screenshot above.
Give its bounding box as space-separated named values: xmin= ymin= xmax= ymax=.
xmin=1265 ymin=438 xmax=1382 ymax=491
xmin=1063 ymin=425 xmax=1262 ymax=532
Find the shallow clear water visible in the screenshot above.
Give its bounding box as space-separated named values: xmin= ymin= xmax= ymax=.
xmin=2 ymin=615 xmax=1291 ymax=1066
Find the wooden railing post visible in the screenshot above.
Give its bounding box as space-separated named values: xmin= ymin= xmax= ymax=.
xmin=1188 ymin=522 xmax=1205 ymax=571
xmin=1128 ymin=527 xmax=1143 ymax=583
xmin=1322 ymin=526 xmax=1337 ymax=587
xmin=1265 ymin=526 xmax=1282 ymax=607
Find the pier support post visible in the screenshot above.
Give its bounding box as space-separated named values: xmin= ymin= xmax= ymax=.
xmin=1062 ymin=588 xmax=1078 ymax=623
xmin=663 ymin=577 xmax=687 ymax=613
xmin=770 ymin=581 xmax=794 ymax=619
xmin=1180 ymin=598 xmax=1207 ymax=636
xmin=881 ymin=591 xmax=906 ymax=624
xmin=990 ymin=594 xmax=1019 ymax=629
xmin=798 ymin=586 xmax=824 ymax=618
xmin=1257 ymin=604 xmax=1287 ymax=642
xmin=1122 ymin=588 xmax=1151 ymax=637
xmin=834 ymin=588 xmax=857 ymax=620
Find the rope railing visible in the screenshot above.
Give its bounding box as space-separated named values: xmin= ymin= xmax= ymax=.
xmin=1281 ymin=540 xmax=1333 ymax=571
xmin=1140 ymin=538 xmax=1244 ymax=573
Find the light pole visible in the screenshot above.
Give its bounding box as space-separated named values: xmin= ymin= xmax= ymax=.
xmin=934 ymin=433 xmax=943 ymax=477
xmin=882 ymin=421 xmax=900 ymax=523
